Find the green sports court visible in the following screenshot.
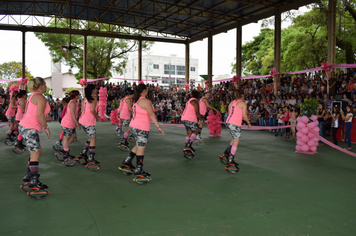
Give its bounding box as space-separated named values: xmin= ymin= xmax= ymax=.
xmin=1 ymin=122 xmax=356 ymax=236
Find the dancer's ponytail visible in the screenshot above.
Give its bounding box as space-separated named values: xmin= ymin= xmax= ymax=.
xmin=134 ymin=84 xmax=147 ymax=102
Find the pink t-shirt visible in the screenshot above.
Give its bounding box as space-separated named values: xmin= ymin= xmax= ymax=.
xmin=181 ymin=98 xmax=198 ymax=122
xmin=199 ymin=97 xmax=207 ymax=116
xmin=79 ymin=98 xmax=97 ymax=126
xmin=129 ymin=97 xmax=151 ymax=132
xmin=61 ymin=100 xmax=79 ymax=129
xmin=5 ymin=98 xmax=16 ymax=117
xmin=19 ymin=92 xmax=50 ymax=131
xmin=283 ymin=112 xmax=290 ymax=122
xmin=60 ymin=105 xmax=68 ymax=119
xmin=226 ymin=100 xmax=243 ymax=127
xmin=15 ymin=98 xmax=26 ymax=121
xmin=120 ymin=97 xmax=132 ymax=120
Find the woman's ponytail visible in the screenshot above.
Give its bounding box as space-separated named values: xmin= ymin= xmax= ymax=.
xmin=134 ymin=84 xmax=147 ymax=102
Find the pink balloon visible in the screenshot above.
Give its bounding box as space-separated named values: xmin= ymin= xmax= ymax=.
xmin=313 ymin=137 xmax=319 ymax=142
xmin=296 ymin=117 xmax=301 ymax=122
xmin=301 ymin=145 xmax=309 ymax=152
xmin=310 ymin=115 xmax=318 ymax=121
xmin=307 ymin=122 xmax=316 ymax=129
xmin=296 ymin=145 xmax=302 ymax=151
xmin=301 ymin=135 xmax=309 ymax=143
xmin=209 ymin=130 xmax=214 ymax=135
xmin=313 ymin=127 xmax=320 ymax=133
xmin=296 ymin=132 xmax=303 ymax=138
xmin=297 ymin=140 xmax=305 ymax=146
xmin=301 ymin=127 xmax=309 ymax=134
xmin=313 ymin=120 xmax=319 ymax=126
xmin=308 ymin=132 xmax=315 ymax=138
xmin=301 ymin=116 xmax=309 ymax=124
xmin=310 ymin=146 xmax=317 ymax=152
xmin=307 ymin=140 xmax=315 ymax=147
xmin=297 ymin=122 xmax=306 ymax=129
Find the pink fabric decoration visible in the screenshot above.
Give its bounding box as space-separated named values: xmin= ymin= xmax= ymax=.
xmin=320 ymin=62 xmax=331 ymax=71
xmin=79 ymin=78 xmax=87 ymax=86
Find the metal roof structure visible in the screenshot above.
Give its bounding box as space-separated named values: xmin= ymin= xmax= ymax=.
xmin=0 ymin=0 xmax=316 ymax=43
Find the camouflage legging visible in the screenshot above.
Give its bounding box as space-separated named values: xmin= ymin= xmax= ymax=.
xmin=80 ymin=124 xmax=96 ymax=137
xmin=62 ymin=127 xmax=76 ymax=137
xmin=122 ymin=119 xmax=131 ymax=127
xmin=6 ymin=116 xmax=15 ymax=123
xmin=19 ymin=125 xmax=41 ymax=152
xmin=226 ymin=123 xmax=242 ymax=140
xmin=129 ymin=126 xmax=149 ymax=147
xmin=182 ymin=120 xmax=199 ymax=131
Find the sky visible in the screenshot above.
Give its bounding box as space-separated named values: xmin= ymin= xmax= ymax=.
xmin=0 ymin=7 xmax=307 ymax=81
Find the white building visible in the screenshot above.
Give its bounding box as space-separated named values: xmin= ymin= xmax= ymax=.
xmin=119 ymin=54 xmax=200 ymax=87
xmin=44 ymin=62 xmax=82 ymax=98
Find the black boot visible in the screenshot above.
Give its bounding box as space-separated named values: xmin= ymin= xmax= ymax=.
xmin=79 ymin=145 xmax=89 ymax=157
xmin=29 ymin=174 xmax=49 ymax=189
xmin=63 ymin=150 xmax=75 ymax=160
xmin=122 ymin=153 xmax=135 ymax=169
xmin=6 ymin=133 xmax=14 ymax=142
xmin=23 ymin=171 xmax=31 ymax=182
xmin=227 ymin=154 xmax=239 ymax=167
xmin=134 ymin=164 xmax=151 ymax=177
xmin=88 ymin=152 xmax=100 ymax=164
xmin=184 ymin=140 xmax=195 ymax=154
xmin=224 ymin=145 xmax=232 ymax=157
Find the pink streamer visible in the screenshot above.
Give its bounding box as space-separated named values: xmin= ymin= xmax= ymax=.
xmin=283 ymin=67 xmax=322 ymax=75
xmin=0 ymin=78 xmax=22 ymax=82
xmin=331 ymin=63 xmax=356 ymax=69
xmin=0 ymin=124 xmax=8 ymax=129
xmin=310 ymin=131 xmax=356 ymax=157
xmin=240 ymin=125 xmax=296 ymax=130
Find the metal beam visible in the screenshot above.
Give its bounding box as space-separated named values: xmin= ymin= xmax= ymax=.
xmin=274 ymin=7 xmax=281 ymax=95
xmin=236 ymin=21 xmax=242 ymax=87
xmin=185 ymin=41 xmax=190 ymax=84
xmin=208 ymin=31 xmax=212 ymax=90
xmin=0 ymin=25 xmax=186 ymax=44
xmin=22 ymin=30 xmax=25 ymax=89
xmin=138 ymin=38 xmax=142 ymax=81
xmin=83 ymin=34 xmax=87 ymax=81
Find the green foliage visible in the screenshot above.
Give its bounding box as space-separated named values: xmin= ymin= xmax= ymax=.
xmin=64 ymin=87 xmax=77 ymax=94
xmin=43 ymin=87 xmax=51 ymax=96
xmin=0 ymin=61 xmax=33 ymax=87
xmin=300 ymin=98 xmax=319 ymax=117
xmin=35 ymin=19 xmax=154 ymax=82
xmin=210 ymin=101 xmax=221 ymax=111
xmin=232 ymin=1 xmax=356 ymax=75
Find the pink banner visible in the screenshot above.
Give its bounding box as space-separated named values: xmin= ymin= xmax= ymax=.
xmin=87 ymin=78 xmax=108 ymax=82
xmin=283 ymin=67 xmax=322 ymax=75
xmin=0 ymin=124 xmax=8 ymax=129
xmin=310 ymin=131 xmax=356 ymax=157
xmin=0 ymin=78 xmax=22 ymax=82
xmin=331 ymin=63 xmax=356 ymax=69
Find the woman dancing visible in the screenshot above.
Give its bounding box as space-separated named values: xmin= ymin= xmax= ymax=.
xmin=5 ymin=90 xmax=19 ymax=143
xmin=196 ymin=91 xmax=217 ymax=142
xmin=220 ymin=90 xmax=251 ymax=173
xmin=78 ymin=84 xmax=100 ymax=164
xmin=61 ymin=90 xmax=81 ymax=160
xmin=181 ymin=90 xmax=204 ymax=156
xmin=119 ymin=89 xmax=134 ymax=150
xmin=13 ymin=90 xmax=27 ymax=151
xmin=19 ymin=77 xmax=51 ymax=188
xmin=119 ymin=84 xmax=164 ymax=182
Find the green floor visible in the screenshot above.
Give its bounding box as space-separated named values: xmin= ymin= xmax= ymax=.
xmin=1 ymin=121 xmax=356 ymax=236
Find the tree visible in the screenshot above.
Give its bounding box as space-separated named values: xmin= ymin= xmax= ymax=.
xmin=0 ymin=61 xmax=33 ymax=80
xmin=232 ymin=0 xmax=356 ymax=75
xmin=35 ymin=20 xmax=154 ymax=81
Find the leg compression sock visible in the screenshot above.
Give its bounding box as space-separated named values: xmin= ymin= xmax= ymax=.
xmin=136 ymin=155 xmax=144 ymax=166
xmin=89 ymin=146 xmax=95 ymax=154
xmin=190 ymin=133 xmax=197 ymax=142
xmin=124 ymin=151 xmax=136 ymax=163
xmin=124 ymin=132 xmax=129 ymax=139
xmin=17 ymin=134 xmax=23 ymax=141
xmin=185 ymin=136 xmax=190 ymax=145
xmin=59 ymin=132 xmax=64 ymax=140
xmin=118 ymin=123 xmax=122 ymax=129
xmin=230 ymin=146 xmax=237 ymax=156
xmin=29 ymin=161 xmax=39 ymax=176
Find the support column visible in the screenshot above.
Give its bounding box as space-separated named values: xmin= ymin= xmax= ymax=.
xmin=138 ymin=38 xmax=142 ymax=81
xmin=327 ymin=0 xmax=336 ymax=96
xmin=208 ymin=31 xmax=213 ymax=90
xmin=22 ymin=31 xmax=26 ymax=89
xmin=236 ymin=21 xmax=242 ymax=88
xmin=83 ymin=35 xmax=87 ymax=82
xmin=185 ymin=41 xmax=190 ymax=84
xmin=274 ymin=7 xmax=281 ymax=95
xmin=327 ymin=0 xmax=336 ymax=65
